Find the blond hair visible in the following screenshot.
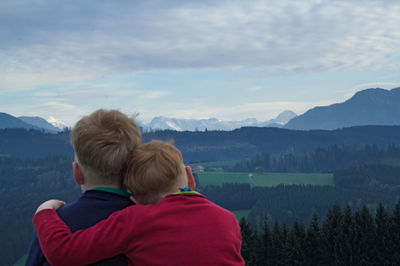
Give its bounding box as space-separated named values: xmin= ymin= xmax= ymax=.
xmin=124 ymin=140 xmax=185 ymax=204
xmin=71 ymin=109 xmax=141 ymax=185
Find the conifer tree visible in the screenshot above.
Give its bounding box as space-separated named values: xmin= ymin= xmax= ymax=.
xmin=321 ymin=202 xmax=342 ymax=265
xmin=305 ymin=213 xmax=321 ymax=265
xmin=262 ymin=220 xmax=273 ymax=266
xmin=281 ymin=223 xmax=288 ymax=240
xmin=271 ymin=221 xmax=284 ymax=265
xmin=340 ymin=204 xmax=355 ymax=265
xmin=279 ymin=223 xmax=289 ymax=265
xmin=240 ymin=217 xmax=257 ymax=265
xmin=391 ymin=200 xmax=400 ymax=264
xmin=253 ymin=230 xmax=264 ymax=266
xmin=284 ymin=220 xmax=306 ymax=265
xmin=375 ymin=202 xmax=391 ymax=265
xmin=354 ymin=205 xmax=377 ymax=264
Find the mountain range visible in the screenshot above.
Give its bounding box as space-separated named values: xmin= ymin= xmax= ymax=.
xmin=0 ymin=111 xmax=295 ymax=133
xmin=2 ymin=87 xmax=400 ymax=132
xmin=139 ymin=110 xmax=296 ymax=131
xmin=18 ymin=116 xmax=61 ymax=132
xmin=0 ymin=113 xmax=65 ymax=133
xmin=141 ymin=87 xmax=400 ymax=131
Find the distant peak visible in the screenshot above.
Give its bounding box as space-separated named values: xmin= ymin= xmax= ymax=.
xmin=47 ymin=116 xmax=68 ymax=129
xmin=47 ymin=116 xmax=59 ymax=123
xmin=265 ymin=110 xmax=297 ymax=126
xmin=277 ymin=110 xmax=296 ymax=118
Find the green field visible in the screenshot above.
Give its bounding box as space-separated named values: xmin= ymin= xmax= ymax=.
xmin=196 ymin=172 xmax=253 ymax=186
xmin=232 ymin=209 xmax=251 ymax=220
xmin=13 ymin=255 xmax=26 ymax=266
xmin=196 ymin=171 xmax=334 ymax=187
xmin=189 ymin=160 xmax=240 ymax=168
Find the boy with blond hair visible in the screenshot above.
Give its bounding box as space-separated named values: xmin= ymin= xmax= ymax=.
xmin=33 ymin=141 xmax=245 ymax=266
xmin=26 ymin=109 xmax=141 ymax=266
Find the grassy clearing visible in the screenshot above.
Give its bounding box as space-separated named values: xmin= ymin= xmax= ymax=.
xmin=251 ymin=172 xmax=334 ymax=186
xmin=196 ymin=171 xmax=334 ymax=187
xmin=196 ymin=172 xmax=251 ymax=186
xmin=189 ymin=160 xmax=240 ymax=168
xmin=232 ymin=209 xmax=251 ymax=221
xmin=13 ymin=255 xmax=26 ymax=266
xmin=380 ymin=158 xmax=400 ymax=167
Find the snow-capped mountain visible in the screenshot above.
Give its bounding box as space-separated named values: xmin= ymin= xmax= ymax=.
xmin=1 ymin=111 xmax=296 ymax=133
xmin=19 ymin=116 xmax=61 ymax=133
xmin=0 ymin=113 xmax=65 ymax=133
xmin=47 ymin=116 xmax=68 ymax=130
xmin=147 ymin=117 xmax=253 ymax=131
xmin=141 ymin=110 xmax=297 ymax=131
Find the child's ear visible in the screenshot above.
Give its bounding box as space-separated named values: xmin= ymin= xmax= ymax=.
xmin=185 ymin=166 xmax=196 ymax=190
xmin=72 ymin=162 xmax=84 ymax=185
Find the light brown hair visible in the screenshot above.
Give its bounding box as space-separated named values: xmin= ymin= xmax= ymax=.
xmin=71 ymin=109 xmax=141 ymax=185
xmin=124 ymin=140 xmax=185 ymax=204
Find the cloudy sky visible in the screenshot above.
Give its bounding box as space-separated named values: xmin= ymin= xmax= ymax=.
xmin=1 ymin=0 xmax=400 ymax=125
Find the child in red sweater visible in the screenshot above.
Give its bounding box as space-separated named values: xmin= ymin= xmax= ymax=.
xmin=34 ymin=141 xmax=245 ymax=266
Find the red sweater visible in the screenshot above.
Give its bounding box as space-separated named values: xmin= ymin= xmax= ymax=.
xmin=34 ymin=192 xmax=245 ymax=266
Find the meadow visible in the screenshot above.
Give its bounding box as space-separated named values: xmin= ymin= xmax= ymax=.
xmin=13 ymin=255 xmax=25 ymax=266
xmin=196 ymin=171 xmax=334 ymax=187
xmin=198 ymin=171 xmax=334 ymax=220
xmin=189 ymin=160 xmax=240 ymax=168
xmin=232 ymin=209 xmax=251 ymax=220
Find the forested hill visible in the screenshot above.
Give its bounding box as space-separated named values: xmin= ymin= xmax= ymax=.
xmin=3 ymin=125 xmax=400 ymax=161
xmin=144 ymin=125 xmax=400 ymax=163
xmin=0 ymin=128 xmax=72 ymax=157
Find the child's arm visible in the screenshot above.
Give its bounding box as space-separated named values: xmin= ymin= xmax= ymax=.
xmin=33 ymin=203 xmax=132 ymax=266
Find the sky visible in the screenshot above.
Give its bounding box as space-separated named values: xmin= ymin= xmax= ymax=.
xmin=1 ymin=0 xmax=400 ymax=126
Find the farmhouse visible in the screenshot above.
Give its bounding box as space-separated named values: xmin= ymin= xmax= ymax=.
xmin=193 ymin=165 xmax=205 ymax=172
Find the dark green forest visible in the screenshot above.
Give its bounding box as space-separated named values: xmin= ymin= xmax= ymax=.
xmin=1 ymin=127 xmax=400 ymax=265
xmin=199 ymin=175 xmax=399 ymax=229
xmin=0 ymin=156 xmax=80 ymax=265
xmin=0 ymin=128 xmax=72 ymax=157
xmin=143 ymin=125 xmax=400 ymax=163
xmin=239 ymin=201 xmax=400 ymax=265
xmin=230 ymin=144 xmax=400 ymax=173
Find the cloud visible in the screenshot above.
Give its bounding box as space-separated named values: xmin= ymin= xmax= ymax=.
xmin=1 ymin=0 xmax=400 ymax=90
xmin=246 ymin=86 xmax=262 ymax=92
xmin=140 ymin=90 xmax=169 ymax=99
xmin=341 ymin=82 xmax=400 ymax=99
xmin=5 ymin=101 xmax=90 ymax=126
xmin=350 ymin=82 xmax=400 ymax=91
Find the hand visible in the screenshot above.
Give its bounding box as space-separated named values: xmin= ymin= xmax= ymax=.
xmin=185 ymin=165 xmax=196 ymax=190
xmin=35 ymin=199 xmax=66 ymax=214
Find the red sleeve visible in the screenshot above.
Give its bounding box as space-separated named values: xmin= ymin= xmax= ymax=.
xmin=33 ymin=208 xmax=132 ymax=266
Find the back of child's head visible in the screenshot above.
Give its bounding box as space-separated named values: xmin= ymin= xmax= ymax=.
xmin=124 ymin=140 xmax=185 ymax=204
xmin=71 ymin=109 xmax=141 ymax=185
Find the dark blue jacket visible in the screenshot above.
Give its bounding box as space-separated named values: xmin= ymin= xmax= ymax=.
xmin=26 ymin=189 xmax=133 ymax=266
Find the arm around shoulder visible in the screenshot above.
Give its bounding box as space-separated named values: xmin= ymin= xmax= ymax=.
xmin=33 ymin=208 xmax=133 ymax=265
